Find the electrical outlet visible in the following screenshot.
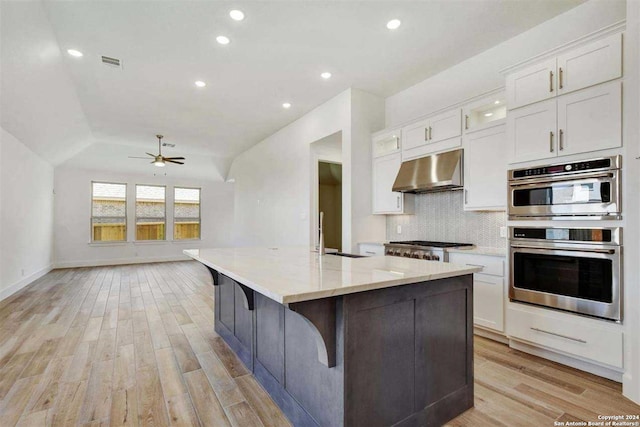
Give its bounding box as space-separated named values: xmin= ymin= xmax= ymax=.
xmin=396 ymin=225 xmax=402 ymax=234
xmin=499 ymin=227 xmax=507 ymax=238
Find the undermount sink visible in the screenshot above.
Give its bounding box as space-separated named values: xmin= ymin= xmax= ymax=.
xmin=327 ymin=252 xmax=366 ymax=258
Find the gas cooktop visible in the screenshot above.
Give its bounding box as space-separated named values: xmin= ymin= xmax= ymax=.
xmin=388 ymin=241 xmax=474 ymax=248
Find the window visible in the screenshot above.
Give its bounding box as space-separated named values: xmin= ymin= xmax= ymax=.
xmin=136 ymin=185 xmax=166 ymax=240
xmin=174 ymin=187 xmax=201 ymax=240
xmin=91 ymin=182 xmax=127 ymax=242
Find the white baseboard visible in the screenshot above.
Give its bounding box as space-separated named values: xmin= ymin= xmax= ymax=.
xmin=54 ymin=254 xmax=190 ymax=269
xmin=623 ymin=371 xmax=640 ymax=405
xmin=0 ymin=264 xmax=53 ymax=301
xmin=474 ymin=326 xmax=509 ymax=344
xmin=509 ymin=339 xmax=624 ymax=382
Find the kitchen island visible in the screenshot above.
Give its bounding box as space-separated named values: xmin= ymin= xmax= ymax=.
xmin=184 ymin=247 xmax=481 ymax=427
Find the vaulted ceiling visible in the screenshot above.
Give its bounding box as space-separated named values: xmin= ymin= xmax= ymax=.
xmin=1 ymin=0 xmax=585 ymax=180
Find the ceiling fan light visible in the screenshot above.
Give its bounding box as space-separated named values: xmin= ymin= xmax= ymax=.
xmin=154 ymin=160 xmax=166 ymax=167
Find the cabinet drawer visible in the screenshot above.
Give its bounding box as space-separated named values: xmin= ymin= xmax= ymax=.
xmin=359 ymin=243 xmax=385 ymax=257
xmin=448 ymin=253 xmax=504 ymax=277
xmin=507 ymin=305 xmax=623 ymax=368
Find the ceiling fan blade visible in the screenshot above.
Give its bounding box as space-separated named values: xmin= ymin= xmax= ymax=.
xmin=128 ymin=156 xmax=151 ymax=159
xmin=164 ymin=159 xmax=184 ymax=165
xmin=163 ymin=156 xmax=185 ymax=160
xmin=145 ymin=152 xmax=157 ymax=157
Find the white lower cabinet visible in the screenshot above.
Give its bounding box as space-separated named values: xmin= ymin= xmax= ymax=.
xmin=448 ymin=252 xmax=505 ymax=333
xmin=507 ymin=304 xmax=623 ymax=369
xmin=463 ymin=125 xmax=507 ymax=211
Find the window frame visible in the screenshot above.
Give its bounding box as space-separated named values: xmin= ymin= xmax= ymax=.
xmin=135 ymin=184 xmax=167 ymax=242
xmin=173 ymin=186 xmax=202 ymax=241
xmin=90 ymin=181 xmax=128 ymax=243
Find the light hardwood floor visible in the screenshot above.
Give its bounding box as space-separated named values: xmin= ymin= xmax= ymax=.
xmin=0 ymin=261 xmax=637 ymax=426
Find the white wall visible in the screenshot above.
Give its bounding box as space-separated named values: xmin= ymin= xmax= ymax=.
xmin=349 ymin=90 xmax=386 ymax=250
xmin=54 ymin=166 xmax=235 ymax=268
xmin=229 ymin=88 xmax=386 ymax=251
xmin=622 ymin=0 xmax=640 ymax=405
xmin=385 ymin=0 xmax=626 ymax=127
xmin=0 ymin=128 xmax=54 ymax=300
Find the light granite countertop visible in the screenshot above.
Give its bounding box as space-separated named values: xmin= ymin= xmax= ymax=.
xmin=446 ymin=246 xmax=507 ymax=257
xmin=184 ymin=247 xmax=481 ymax=304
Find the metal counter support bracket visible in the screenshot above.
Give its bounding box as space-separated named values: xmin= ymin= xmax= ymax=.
xmin=205 ymin=266 xmax=219 ymax=286
xmin=236 ymin=283 xmax=255 ymax=310
xmin=289 ymin=298 xmax=337 ymax=368
xmin=205 ymin=266 xmax=254 ymax=310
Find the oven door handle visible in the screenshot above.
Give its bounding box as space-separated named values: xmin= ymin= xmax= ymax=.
xmin=510 ymin=244 xmax=616 ymax=255
xmin=509 ymin=172 xmax=614 ymax=187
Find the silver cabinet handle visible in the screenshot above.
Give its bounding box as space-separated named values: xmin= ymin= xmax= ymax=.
xmin=428 ymin=126 xmax=432 ymax=140
xmin=559 ymin=129 xmax=564 ymax=150
xmin=365 ymin=251 xmax=376 ymax=255
xmin=530 ymin=327 xmax=587 ymax=343
xmin=424 ymin=127 xmax=429 ymax=141
xmin=465 ymin=263 xmax=485 ymax=268
xmin=549 ymin=131 xmax=554 ymax=152
xmin=559 ymin=67 xmax=564 ymax=89
xmin=465 ymin=115 xmax=469 ymax=130
xmin=397 ymin=195 xmax=400 ymax=209
xmin=464 ymin=189 xmax=468 ymax=204
xmin=549 ymin=70 xmax=554 ymax=92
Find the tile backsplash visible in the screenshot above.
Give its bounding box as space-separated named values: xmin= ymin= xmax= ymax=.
xmin=386 ymin=191 xmax=507 ymax=248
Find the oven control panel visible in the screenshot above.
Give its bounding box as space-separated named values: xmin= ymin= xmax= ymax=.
xmin=510 ymin=227 xmax=620 ymax=245
xmin=510 ymin=156 xmax=619 ymax=180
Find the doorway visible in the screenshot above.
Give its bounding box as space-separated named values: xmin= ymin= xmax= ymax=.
xmin=318 ymin=161 xmax=342 ymax=251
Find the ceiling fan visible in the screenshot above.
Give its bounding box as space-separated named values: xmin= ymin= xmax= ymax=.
xmin=129 ymin=135 xmax=185 ymax=167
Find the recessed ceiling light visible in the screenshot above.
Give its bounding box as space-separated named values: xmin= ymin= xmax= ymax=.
xmin=229 ymin=10 xmax=245 ymax=21
xmin=321 ymin=72 xmax=332 ymax=79
xmin=195 ymin=81 xmax=206 ymax=88
xmin=484 ymin=112 xmax=494 ymax=117
xmin=67 ymin=49 xmax=83 ymax=57
xmin=216 ymin=36 xmax=230 ymax=45
xmin=494 ymin=100 xmax=501 ymax=105
xmin=282 ymin=102 xmax=291 ymax=109
xmin=386 ymin=19 xmax=401 ymax=30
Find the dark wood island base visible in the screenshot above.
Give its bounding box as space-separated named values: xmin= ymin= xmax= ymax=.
xmin=205 ymin=267 xmax=474 ymax=427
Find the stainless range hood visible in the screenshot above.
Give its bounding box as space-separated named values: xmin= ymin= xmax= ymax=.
xmin=392 ymin=149 xmax=463 ymax=193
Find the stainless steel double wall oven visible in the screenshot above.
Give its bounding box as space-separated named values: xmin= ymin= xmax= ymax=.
xmin=507 ymin=156 xmax=623 ymax=322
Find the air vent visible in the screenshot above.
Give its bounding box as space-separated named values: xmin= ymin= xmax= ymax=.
xmin=101 ymin=55 xmax=122 ymax=68
xmin=162 ymin=143 xmax=175 ymax=148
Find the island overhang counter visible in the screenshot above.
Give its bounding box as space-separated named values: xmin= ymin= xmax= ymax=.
xmin=184 ymin=247 xmax=481 ymax=427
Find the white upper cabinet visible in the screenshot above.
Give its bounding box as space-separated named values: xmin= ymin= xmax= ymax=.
xmin=508 ymin=99 xmax=557 ymax=163
xmin=372 ymin=152 xmax=413 ymax=214
xmin=402 ymin=117 xmax=431 ymax=151
xmin=557 ymin=81 xmax=622 ymax=156
xmin=463 ymin=93 xmax=507 ymax=134
xmin=463 ymin=125 xmax=507 ymax=211
xmin=557 ymin=33 xmax=622 ymax=96
xmin=506 ymin=33 xmax=622 ymax=110
xmin=506 ymin=58 xmax=556 ymax=110
xmin=372 ymin=128 xmax=401 ymax=158
xmin=429 ymin=108 xmax=462 ymax=143
xmin=401 ymin=108 xmax=462 ymax=159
